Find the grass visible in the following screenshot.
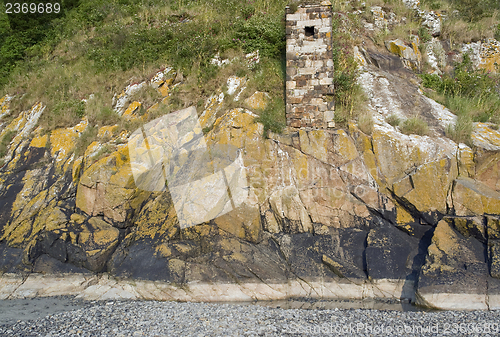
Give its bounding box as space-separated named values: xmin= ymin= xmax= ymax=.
xmin=0 ymin=130 xmax=17 ymax=158
xmin=420 ymin=54 xmax=500 ymax=142
xmin=330 ymin=11 xmax=368 ymax=126
xmin=358 ymin=114 xmax=374 ymax=134
xmin=400 ymin=117 xmax=430 ymax=136
xmin=386 ymin=114 xmax=401 ymax=127
xmin=255 ymin=96 xmax=286 ymax=137
xmin=446 ymin=114 xmax=474 ymax=145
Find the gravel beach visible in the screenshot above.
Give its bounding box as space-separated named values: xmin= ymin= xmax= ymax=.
xmin=1 ymin=299 xmax=500 ymax=336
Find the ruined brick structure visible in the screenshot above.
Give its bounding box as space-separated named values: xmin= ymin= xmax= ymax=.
xmin=285 ymin=2 xmax=335 ymax=128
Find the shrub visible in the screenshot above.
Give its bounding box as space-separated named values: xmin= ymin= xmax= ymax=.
xmin=330 ymin=12 xmax=366 ymax=126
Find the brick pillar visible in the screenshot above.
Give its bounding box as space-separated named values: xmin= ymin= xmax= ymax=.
xmin=285 ymin=2 xmax=335 ymax=129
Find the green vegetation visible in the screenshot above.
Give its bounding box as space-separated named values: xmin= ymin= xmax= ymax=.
xmin=0 ymin=0 xmax=288 ymax=132
xmin=331 ymin=11 xmax=367 ymax=125
xmin=255 ymin=96 xmax=286 ymax=137
xmin=400 ymin=117 xmax=430 ymax=136
xmin=386 ymin=114 xmax=401 ymax=127
xmin=0 ymin=130 xmax=17 ymax=158
xmin=420 ymin=54 xmax=500 ymax=142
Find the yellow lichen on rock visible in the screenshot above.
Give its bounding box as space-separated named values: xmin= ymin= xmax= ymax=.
xmin=29 ymin=134 xmax=48 ymax=148
xmin=199 ymin=90 xmax=224 ymax=129
xmin=458 ymin=144 xmax=475 ymax=177
xmin=97 ymin=125 xmax=119 ymax=139
xmin=0 ymin=95 xmax=12 ymax=117
xmin=214 ymin=202 xmax=262 ymax=243
xmin=87 ymin=217 xmax=119 ymax=246
xmin=1 ymin=190 xmax=49 ymax=246
xmin=134 ymin=196 xmax=178 ymax=240
xmin=123 ymin=101 xmax=142 ymax=121
xmin=452 ymin=177 xmax=500 ymax=216
xmin=44 ymin=207 xmax=69 ymax=232
xmin=244 ymin=91 xmax=270 ymax=111
xmin=299 ymin=129 xmax=328 ymax=163
xmin=50 ymin=118 xmax=88 ymax=170
xmin=72 ymin=156 xmax=84 ymax=182
xmin=78 ymin=217 xmax=120 ymax=271
xmin=478 ymin=39 xmax=500 ymax=73
xmin=385 ymin=39 xmax=421 ymax=70
xmin=393 ymin=157 xmax=457 ymax=214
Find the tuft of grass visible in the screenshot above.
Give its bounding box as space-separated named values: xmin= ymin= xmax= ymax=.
xmin=0 ymin=130 xmax=17 ymax=158
xmin=400 ymin=117 xmax=430 ymax=136
xmin=446 ymin=114 xmax=474 ymax=145
xmin=386 ymin=114 xmax=401 ymax=127
xmin=74 ymin=125 xmax=97 ymax=157
xmin=255 ymin=96 xmax=286 ymax=137
xmin=358 ymin=114 xmax=374 ymax=134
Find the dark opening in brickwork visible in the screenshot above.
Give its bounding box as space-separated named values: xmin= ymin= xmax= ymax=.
xmin=305 ymin=26 xmax=315 ymax=37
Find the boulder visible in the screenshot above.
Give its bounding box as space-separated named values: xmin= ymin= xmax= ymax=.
xmin=385 ymin=39 xmax=421 ymax=71
xmin=76 ymin=145 xmax=149 ymax=223
xmin=244 ymin=91 xmax=270 ymax=111
xmin=451 ymin=177 xmax=500 ymax=216
xmin=416 ymin=220 xmax=489 ymax=310
xmin=79 ymin=217 xmax=120 ymax=272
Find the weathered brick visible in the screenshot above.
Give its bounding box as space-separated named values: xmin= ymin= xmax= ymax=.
xmin=286 ymin=4 xmax=334 ymax=130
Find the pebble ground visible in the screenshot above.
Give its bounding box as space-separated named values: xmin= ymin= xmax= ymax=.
xmin=1 ymin=300 xmax=500 ymax=336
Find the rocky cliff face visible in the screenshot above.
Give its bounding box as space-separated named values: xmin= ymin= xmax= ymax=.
xmin=1 ymin=9 xmax=500 ymax=310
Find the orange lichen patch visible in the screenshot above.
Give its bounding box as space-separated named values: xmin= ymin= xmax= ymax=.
xmin=158 ymin=84 xmax=170 ymax=97
xmin=244 ymin=91 xmax=270 ymax=111
xmin=199 ymin=90 xmax=224 ymax=129
xmin=0 ymin=95 xmax=12 ymax=117
xmin=123 ymin=101 xmax=142 ymax=120
xmin=479 ymin=40 xmax=500 ymax=73
xmin=97 ymin=125 xmax=119 ymax=139
xmin=50 ymin=118 xmax=88 ymax=169
xmin=29 ymin=134 xmax=48 ymax=148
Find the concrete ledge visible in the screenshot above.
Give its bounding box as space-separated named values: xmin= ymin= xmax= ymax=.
xmin=0 ymin=273 xmax=413 ymax=302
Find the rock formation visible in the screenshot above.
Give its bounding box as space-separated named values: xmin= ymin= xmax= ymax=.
xmin=1 ymin=2 xmax=500 ymax=310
